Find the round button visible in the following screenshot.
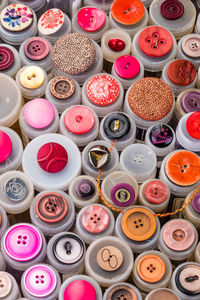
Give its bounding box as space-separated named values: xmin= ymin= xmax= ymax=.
xmin=4 ymin=177 xmax=27 ymax=202
xmin=24 ymin=37 xmax=50 ymax=61
xmin=37 ymin=142 xmax=68 ymax=173
xmin=87 ymin=74 xmax=120 ymax=106
xmin=138 ymin=26 xmax=173 ymax=57
xmin=0 ymin=4 xmax=33 ymax=32
xmin=4 ymin=224 xmax=43 ymax=262
xmin=103 ymin=113 xmax=131 ymax=140
xmin=35 ymin=192 xmax=68 ymax=223
xmin=108 ymin=39 xmax=126 ymax=52
xmin=81 ymin=205 xmax=110 ymax=234
xmin=144 ymin=180 xmax=168 ymax=204
xmin=163 ymin=219 xmax=195 ymax=251
xmin=63 ymin=280 xmax=97 ymax=300
xmin=182 ymin=36 xmax=200 ymax=58
xmin=0 ymin=131 xmax=12 ymax=164
xmin=181 ymin=92 xmax=200 ymax=113
xmin=0 ymin=273 xmax=12 ymax=298
xmin=19 ymin=66 xmax=45 ymax=89
xmin=75 ymin=179 xmax=95 ymax=198
xmin=176 ymin=265 xmax=200 ymax=295
xmin=111 ymin=0 xmax=145 ymax=25
xmin=24 ymin=98 xmax=55 ymax=129
xmin=186 ymin=112 xmax=200 ymax=140
xmin=110 ymin=183 xmax=135 ymax=207
xmin=114 ymin=55 xmax=140 ymax=79
xmin=167 ymin=60 xmax=196 ymax=86
xmin=160 ymin=0 xmax=184 ymax=20
xmin=121 ymin=207 xmax=157 ymax=242
xmin=149 ymin=124 xmax=174 ymax=148
xmin=192 ymin=192 xmax=200 ymax=214
xmin=97 ymin=246 xmax=123 ymax=271
xmin=137 ymin=254 xmax=166 ymax=283
xmin=38 ymin=9 xmax=64 ymax=35
xmin=0 ymin=47 xmax=14 ymax=71
xmin=88 ymin=145 xmax=110 ymax=169
xmin=64 ymin=106 xmax=95 ymax=134
xmin=107 ymin=285 xmax=137 ymax=300
xmin=165 ymin=150 xmax=200 ymax=186
xmin=77 ymin=7 xmax=106 ymax=32
xmin=50 ymin=76 xmax=75 ymax=100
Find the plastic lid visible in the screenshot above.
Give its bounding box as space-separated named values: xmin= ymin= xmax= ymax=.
xmin=50 ymin=76 xmax=75 ymax=100
xmin=186 ymin=112 xmax=200 ymax=140
xmin=144 ymin=180 xmax=168 ymax=204
xmin=0 ymin=273 xmax=12 ymax=298
xmin=63 ymin=280 xmax=97 ymax=300
xmin=38 ymin=9 xmax=64 ymax=35
xmin=160 ymin=0 xmax=184 ymax=20
xmin=107 ymin=285 xmax=137 ymax=300
xmin=149 ymin=124 xmax=173 ymax=148
xmin=24 ymin=37 xmax=50 ymax=61
xmin=167 ymin=60 xmax=196 ymax=86
xmin=176 ymin=265 xmax=200 ymax=295
xmin=75 ymin=179 xmax=95 ymax=198
xmin=0 ymin=131 xmax=12 ymax=163
xmin=192 ymin=192 xmax=200 ymax=214
xmin=0 ymin=47 xmax=14 ymax=71
xmin=97 ymin=246 xmax=123 ymax=271
xmin=19 ymin=66 xmax=45 ymax=89
xmin=77 ymin=7 xmax=106 ymax=32
xmin=181 ymin=92 xmax=200 ymax=113
xmin=110 ymin=183 xmax=135 ymax=207
xmin=114 ymin=55 xmax=140 ymax=79
xmin=182 ymin=36 xmax=200 ymax=58
xmin=4 ymin=177 xmax=28 ymax=201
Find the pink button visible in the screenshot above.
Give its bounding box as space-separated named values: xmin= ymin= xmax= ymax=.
xmin=64 ymin=106 xmax=95 ymax=134
xmin=0 ymin=131 xmax=12 ymax=163
xmin=144 ymin=180 xmax=168 ymax=204
xmin=114 ymin=55 xmax=140 ymax=79
xmin=4 ymin=224 xmax=43 ymax=262
xmin=24 ymin=98 xmax=55 ymax=129
xmin=64 ymin=280 xmax=97 ymax=300
xmin=24 ymin=37 xmax=50 ymax=61
xmin=77 ymin=7 xmax=106 ymax=32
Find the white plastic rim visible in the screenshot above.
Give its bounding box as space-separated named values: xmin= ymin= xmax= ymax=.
xmin=183 ymin=190 xmax=200 ymax=230
xmin=175 ymin=88 xmax=200 ymax=121
xmin=0 ymin=271 xmax=19 ymax=300
xmin=0 ymin=43 xmax=21 ymax=78
xmin=194 ymin=243 xmax=200 ymax=263
xmin=0 ymin=205 xmax=9 ymax=238
xmin=0 ymin=251 xmax=5 ymax=271
xmin=103 ymin=282 xmax=142 ymax=300
xmin=145 ymin=288 xmax=181 ymax=300
xmin=9 ymin=0 xmax=46 ymax=12
xmin=84 ymin=0 xmax=113 ymax=12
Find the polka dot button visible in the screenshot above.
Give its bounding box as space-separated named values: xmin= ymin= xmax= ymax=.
xmin=0 ymin=131 xmax=12 ymax=164
xmin=64 ymin=106 xmax=95 ymax=134
xmin=75 ymin=179 xmax=95 ymax=198
xmin=77 ymin=7 xmax=106 ymax=32
xmin=137 ymin=254 xmax=166 ymax=283
xmin=97 ymin=246 xmax=123 ymax=271
xmin=19 ymin=66 xmax=45 ymax=89
xmin=110 ymin=183 xmax=135 ymax=207
xmin=192 ymin=192 xmax=200 ymax=214
xmin=160 ymin=0 xmax=184 ymax=20
xmin=186 ymin=112 xmax=200 ymax=140
xmin=121 ymin=207 xmax=157 ymax=242
xmin=177 ymin=265 xmax=200 ymax=295
xmin=182 ymin=36 xmax=200 ymax=58
xmin=24 ymin=37 xmax=50 ymax=61
xmin=64 ymin=280 xmax=97 ymax=300
xmin=107 ymin=285 xmax=137 ymax=300
xmin=138 ymin=26 xmax=173 ymax=57
xmin=38 ymin=9 xmax=64 ymax=35
xmin=0 ymin=47 xmax=14 ymax=71
xmin=81 ymin=205 xmax=110 ymax=234
xmin=144 ymin=180 xmax=168 ymax=204
xmin=50 ymin=76 xmax=75 ymax=100
xmin=114 ymin=55 xmax=140 ymax=79
xmin=167 ymin=60 xmax=196 ymax=86
xmin=181 ymin=92 xmax=200 ymax=113
xmin=0 ymin=273 xmax=12 ymax=298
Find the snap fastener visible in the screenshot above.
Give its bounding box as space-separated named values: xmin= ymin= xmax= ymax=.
xmin=149 ymin=124 xmax=173 ymax=148
xmin=19 ymin=66 xmax=45 ymax=89
xmin=186 ymin=112 xmax=200 ymax=140
xmin=50 ymin=76 xmax=75 ymax=100
xmin=63 ymin=280 xmax=97 ymax=300
xmin=167 ymin=60 xmax=196 ymax=86
xmin=0 ymin=131 xmax=12 ymax=164
xmin=77 ymin=7 xmax=106 ymax=32
xmin=107 ymin=285 xmax=137 ymax=300
xmin=108 ymin=39 xmax=126 ymax=52
xmin=38 ymin=9 xmax=64 ymax=35
xmin=88 ymin=145 xmax=110 ymax=169
xmin=103 ymin=113 xmax=131 ymax=140
xmin=175 ymin=265 xmax=200 ymax=295
xmin=192 ymin=192 xmax=200 ymax=214
xmin=75 ymin=179 xmax=95 ymax=198
xmin=97 ymin=246 xmax=123 ymax=271
xmin=4 ymin=177 xmax=27 ymax=201
xmin=110 ymin=183 xmax=135 ymax=207
xmin=160 ymin=0 xmax=184 ymax=20
xmin=182 ymin=36 xmax=200 ymax=58
xmin=24 ymin=37 xmax=50 ymax=61
xmin=144 ymin=180 xmax=168 ymax=204
xmin=0 ymin=46 xmax=14 ymax=71
xmin=114 ymin=55 xmax=140 ymax=79
xmin=181 ymin=92 xmax=200 ymax=113
xmin=0 ymin=273 xmax=12 ymax=298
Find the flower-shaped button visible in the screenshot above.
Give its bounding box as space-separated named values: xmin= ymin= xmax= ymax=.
xmin=38 ymin=9 xmax=64 ymax=35
xmin=0 ymin=131 xmax=12 ymax=164
xmin=24 ymin=37 xmax=50 ymax=61
xmin=4 ymin=177 xmax=27 ymax=202
xmin=181 ymin=92 xmax=200 ymax=113
xmin=186 ymin=112 xmax=200 ymax=140
xmin=144 ymin=180 xmax=168 ymax=204
xmin=0 ymin=273 xmax=12 ymax=298
xmin=160 ymin=0 xmax=184 ymax=20
xmin=19 ymin=66 xmax=45 ymax=89
xmin=0 ymin=47 xmax=14 ymax=71
xmin=167 ymin=60 xmax=196 ymax=86
xmin=77 ymin=7 xmax=106 ymax=32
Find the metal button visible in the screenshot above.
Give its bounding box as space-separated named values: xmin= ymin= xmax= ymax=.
xmin=110 ymin=183 xmax=135 ymax=207
xmin=24 ymin=37 xmax=50 ymax=61
xmin=97 ymin=246 xmax=123 ymax=271
xmin=88 ymin=145 xmax=110 ymax=169
xmin=19 ymin=66 xmax=45 ymax=89
xmin=107 ymin=285 xmax=137 ymax=300
xmin=0 ymin=273 xmax=12 ymax=298
xmin=176 ymin=265 xmax=200 ymax=295
xmin=75 ymin=179 xmax=95 ymax=198
xmin=103 ymin=113 xmax=131 ymax=140
xmin=50 ymin=76 xmax=75 ymax=100
xmin=0 ymin=46 xmax=14 ymax=71
xmin=4 ymin=177 xmax=27 ymax=201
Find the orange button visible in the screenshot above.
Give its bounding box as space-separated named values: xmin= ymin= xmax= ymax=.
xmin=167 ymin=60 xmax=196 ymax=86
xmin=121 ymin=207 xmax=156 ymax=241
xmin=165 ymin=150 xmax=200 ymax=186
xmin=137 ymin=254 xmax=166 ymax=283
xmin=111 ymin=0 xmax=145 ymax=25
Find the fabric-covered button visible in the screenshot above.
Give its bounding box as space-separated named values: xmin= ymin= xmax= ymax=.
xmin=176 ymin=265 xmax=200 ymax=295
xmin=160 ymin=0 xmax=184 ymax=20
xmin=19 ymin=66 xmax=45 ymax=89
xmin=186 ymin=112 xmax=200 ymax=140
xmin=114 ymin=55 xmax=140 ymax=79
xmin=181 ymin=92 xmax=200 ymax=113
xmin=144 ymin=180 xmax=168 ymax=204
xmin=149 ymin=124 xmax=173 ymax=148
xmin=110 ymin=183 xmax=135 ymax=207
xmin=107 ymin=285 xmax=137 ymax=300
xmin=0 ymin=273 xmax=12 ymax=298
xmin=75 ymin=179 xmax=95 ymax=198
xmin=108 ymin=39 xmax=126 ymax=52
xmin=24 ymin=37 xmax=50 ymax=61
xmin=0 ymin=131 xmax=12 ymax=164
xmin=182 ymin=36 xmax=200 ymax=58
xmin=88 ymin=145 xmax=110 ymax=169
xmin=77 ymin=7 xmax=106 ymax=32
xmin=167 ymin=60 xmax=196 ymax=86
xmin=97 ymin=246 xmax=123 ymax=271
xmin=0 ymin=46 xmax=14 ymax=71
xmin=38 ymin=9 xmax=64 ymax=35
xmin=103 ymin=113 xmax=131 ymax=140
xmin=63 ymin=280 xmax=97 ymax=300
xmin=4 ymin=177 xmax=27 ymax=202
xmin=192 ymin=192 xmax=200 ymax=214
xmin=50 ymin=76 xmax=75 ymax=100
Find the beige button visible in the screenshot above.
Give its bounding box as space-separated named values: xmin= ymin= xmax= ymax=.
xmin=0 ymin=272 xmax=12 ymax=298
xmin=97 ymin=246 xmax=123 ymax=271
xmin=19 ymin=66 xmax=45 ymax=89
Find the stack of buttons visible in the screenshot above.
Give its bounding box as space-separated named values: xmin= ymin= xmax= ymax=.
xmin=0 ymin=44 xmax=21 ymax=78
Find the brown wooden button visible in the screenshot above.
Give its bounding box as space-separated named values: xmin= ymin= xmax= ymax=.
xmin=50 ymin=76 xmax=75 ymax=100
xmin=97 ymin=246 xmax=123 ymax=271
xmin=107 ymin=285 xmax=137 ymax=300
xmin=167 ymin=60 xmax=196 ymax=86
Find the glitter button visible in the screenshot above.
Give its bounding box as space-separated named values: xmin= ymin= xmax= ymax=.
xmin=160 ymin=0 xmax=184 ymax=20
xmin=114 ymin=55 xmax=140 ymax=79
xmin=108 ymin=39 xmax=126 ymax=52
xmin=182 ymin=36 xmax=200 ymax=58
xmin=144 ymin=180 xmax=168 ymax=204
xmin=97 ymin=246 xmax=123 ymax=271
xmin=0 ymin=273 xmax=12 ymax=298
xmin=149 ymin=124 xmax=173 ymax=148
xmin=192 ymin=192 xmax=200 ymax=214
xmin=75 ymin=179 xmax=95 ymax=198
xmin=110 ymin=183 xmax=135 ymax=207
xmin=0 ymin=131 xmax=12 ymax=164
xmin=24 ymin=37 xmax=50 ymax=61
xmin=0 ymin=47 xmax=14 ymax=71
xmin=137 ymin=255 xmax=166 ymax=283
xmin=103 ymin=113 xmax=131 ymax=140
xmin=107 ymin=285 xmax=137 ymax=300
xmin=176 ymin=265 xmax=200 ymax=295
xmin=181 ymin=92 xmax=200 ymax=113
xmin=63 ymin=280 xmax=97 ymax=300
xmin=186 ymin=112 xmax=200 ymax=140
xmin=4 ymin=177 xmax=27 ymax=202
xmin=19 ymin=66 xmax=45 ymax=89
xmin=50 ymin=76 xmax=75 ymax=100
xmin=38 ymin=9 xmax=64 ymax=35
xmin=167 ymin=60 xmax=196 ymax=86
xmin=77 ymin=7 xmax=106 ymax=32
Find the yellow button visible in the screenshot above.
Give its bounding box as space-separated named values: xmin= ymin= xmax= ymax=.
xmin=19 ymin=66 xmax=45 ymax=89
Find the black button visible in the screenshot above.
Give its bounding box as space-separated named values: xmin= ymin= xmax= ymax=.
xmin=103 ymin=113 xmax=131 ymax=140
xmin=149 ymin=124 xmax=174 ymax=148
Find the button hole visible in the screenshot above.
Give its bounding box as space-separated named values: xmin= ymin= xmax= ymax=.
xmin=125 ymin=63 xmax=130 ymax=69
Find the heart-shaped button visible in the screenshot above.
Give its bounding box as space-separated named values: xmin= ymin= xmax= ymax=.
xmin=108 ymin=39 xmax=126 ymax=52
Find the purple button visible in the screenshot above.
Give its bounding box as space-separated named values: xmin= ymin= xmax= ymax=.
xmin=192 ymin=192 xmax=200 ymax=214
xmin=160 ymin=0 xmax=184 ymax=20
xmin=24 ymin=37 xmax=50 ymax=61
xmin=181 ymin=92 xmax=200 ymax=113
xmin=0 ymin=46 xmax=14 ymax=71
xmin=114 ymin=55 xmax=140 ymax=79
xmin=75 ymin=179 xmax=95 ymax=198
xmin=110 ymin=183 xmax=135 ymax=207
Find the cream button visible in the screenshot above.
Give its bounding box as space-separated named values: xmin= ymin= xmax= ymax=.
xmin=0 ymin=272 xmax=12 ymax=298
xmin=19 ymin=66 xmax=45 ymax=89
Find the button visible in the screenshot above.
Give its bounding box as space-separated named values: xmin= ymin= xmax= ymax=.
xmin=0 ymin=131 xmax=12 ymax=164
xmin=88 ymin=145 xmax=110 ymax=169
xmin=37 ymin=142 xmax=68 ymax=173
xmin=53 ymin=233 xmax=84 ymax=264
xmin=110 ymin=183 xmax=135 ymax=207
xmin=4 ymin=177 xmax=27 ymax=201
xmin=75 ymin=179 xmax=95 ymax=198
xmin=0 ymin=4 xmax=33 ymax=32
xmin=182 ymin=36 xmax=200 ymax=58
xmin=50 ymin=76 xmax=75 ymax=100
xmin=186 ymin=112 xmax=200 ymax=140
xmin=81 ymin=205 xmax=110 ymax=234
xmin=160 ymin=0 xmax=184 ymax=20
xmin=163 ymin=219 xmax=195 ymax=251
xmin=63 ymin=280 xmax=97 ymax=300
xmin=138 ymin=26 xmax=173 ymax=57
xmin=165 ymin=150 xmax=200 ymax=186
xmin=111 ymin=0 xmax=145 ymax=25
xmin=108 ymin=39 xmax=126 ymax=52
xmin=19 ymin=66 xmax=45 ymax=89
xmin=97 ymin=246 xmax=123 ymax=271
xmin=77 ymin=7 xmax=106 ymax=32
xmin=0 ymin=273 xmax=12 ymax=298
xmin=137 ymin=254 xmax=166 ymax=283
xmin=167 ymin=60 xmax=196 ymax=86
xmin=181 ymin=92 xmax=200 ymax=113
xmin=4 ymin=224 xmax=43 ymax=262
xmin=144 ymin=180 xmax=168 ymax=204
xmin=24 ymin=98 xmax=55 ymax=129
xmin=38 ymin=9 xmax=64 ymax=35
xmin=107 ymin=285 xmax=137 ymax=300
xmin=192 ymin=192 xmax=200 ymax=214
xmin=149 ymin=124 xmax=173 ymax=148
xmin=24 ymin=265 xmax=57 ymax=298
xmin=24 ymin=37 xmax=50 ymax=61
xmin=114 ymin=55 xmax=140 ymax=79
xmin=176 ymin=265 xmax=200 ymax=295
xmin=64 ymin=106 xmax=95 ymax=134
xmin=0 ymin=46 xmax=14 ymax=71
xmin=35 ymin=192 xmax=68 ymax=223
xmin=103 ymin=113 xmax=131 ymax=140
xmin=121 ymin=207 xmax=156 ymax=241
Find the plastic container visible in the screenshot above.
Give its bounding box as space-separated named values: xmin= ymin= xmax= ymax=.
xmin=22 ymin=133 xmax=81 ymax=191
xmin=103 ymin=282 xmax=142 ymax=300
xmin=0 ymin=44 xmax=21 ymax=78
xmin=85 ymin=236 xmax=134 ymax=287
xmin=195 ymin=13 xmax=200 ymax=34
xmin=82 ymin=140 xmax=119 ymax=180
xmin=0 ymin=205 xmax=9 ymax=239
xmin=101 ymin=171 xmax=139 ymax=212
xmin=9 ymin=0 xmax=46 ymax=16
xmin=21 ymin=264 xmax=61 ymax=300
xmin=69 ymin=175 xmax=99 ymax=210
xmin=30 ymin=190 xmax=75 ymax=237
xmin=45 ymin=76 xmax=81 ymax=114
xmin=194 ymin=243 xmax=200 ymax=263
xmin=149 ymin=0 xmax=196 ymax=40
xmin=0 ymin=271 xmax=19 ymax=300
xmin=76 ymin=203 xmax=115 ymax=245
xmin=46 ymin=0 xmax=82 ymax=19
xmin=0 ymin=251 xmax=5 ymax=271
xmin=145 ymin=288 xmax=181 ymax=300
xmin=60 ymin=105 xmax=99 ymax=147
xmin=0 ymin=0 xmax=8 ymax=11
xmin=183 ymin=189 xmax=200 ymax=230
xmin=84 ymin=0 xmax=114 ymax=13
xmin=175 ymin=88 xmax=200 ymax=121
xmin=115 ymin=206 xmax=160 ymax=253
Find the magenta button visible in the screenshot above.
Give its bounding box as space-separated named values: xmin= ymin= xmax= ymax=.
xmin=192 ymin=192 xmax=200 ymax=214
xmin=77 ymin=7 xmax=106 ymax=32
xmin=114 ymin=55 xmax=140 ymax=79
xmin=0 ymin=131 xmax=12 ymax=163
xmin=4 ymin=224 xmax=43 ymax=262
xmin=64 ymin=280 xmax=97 ymax=300
xmin=24 ymin=37 xmax=50 ymax=61
xmin=24 ymin=98 xmax=55 ymax=129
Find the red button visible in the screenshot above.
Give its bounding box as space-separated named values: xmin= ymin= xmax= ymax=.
xmin=81 ymin=205 xmax=110 ymax=233
xmin=0 ymin=46 xmax=14 ymax=71
xmin=114 ymin=55 xmax=140 ymax=79
xmin=108 ymin=39 xmax=126 ymax=52
xmin=138 ymin=26 xmax=173 ymax=57
xmin=24 ymin=37 xmax=50 ymax=61
xmin=167 ymin=60 xmax=196 ymax=86
xmin=64 ymin=106 xmax=95 ymax=134
xmin=77 ymin=7 xmax=106 ymax=32
xmin=0 ymin=131 xmax=12 ymax=163
xmin=186 ymin=112 xmax=200 ymax=140
xmin=144 ymin=180 xmax=169 ymax=204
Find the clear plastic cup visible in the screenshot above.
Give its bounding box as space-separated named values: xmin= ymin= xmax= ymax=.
xmin=145 ymin=288 xmax=181 ymax=300
xmin=0 ymin=44 xmax=21 ymax=78
xmin=0 ymin=271 xmax=20 ymax=300
xmin=103 ymin=282 xmax=142 ymax=300
xmin=46 ymin=0 xmax=82 ymax=18
xmin=0 ymin=205 xmax=9 ymax=240
xmin=175 ymin=88 xmax=200 ymax=121
xmin=84 ymin=0 xmax=114 ymax=13
xmin=195 ymin=13 xmax=200 ymax=34
xmin=0 ymin=0 xmax=8 ymax=11
xmin=183 ymin=189 xmax=200 ymax=230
